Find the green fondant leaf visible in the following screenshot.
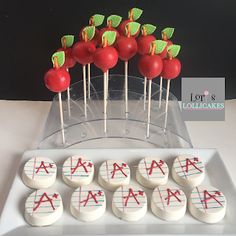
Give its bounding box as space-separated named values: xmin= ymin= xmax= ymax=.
xmin=162 ymin=27 xmax=175 ymax=39
xmin=149 ymin=40 xmax=167 ymax=54
xmin=91 ymin=14 xmax=105 ymax=26
xmin=107 ymin=15 xmax=122 ymax=28
xmin=142 ymin=24 xmax=156 ymax=35
xmin=61 ymin=35 xmax=74 ymax=48
xmin=125 ymin=22 xmax=140 ymax=36
xmin=82 ymin=26 xmax=95 ymax=41
xmin=51 ymin=51 xmax=65 ymax=68
xmin=102 ymin=31 xmax=116 ymax=46
xmin=167 ymin=44 xmax=181 ymax=57
xmin=128 ymin=8 xmax=143 ymax=21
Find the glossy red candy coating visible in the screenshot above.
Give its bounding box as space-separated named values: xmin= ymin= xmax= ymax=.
xmin=115 ymin=36 xmax=137 ymax=61
xmin=98 ymin=27 xmax=120 ymax=46
xmin=93 ymin=46 xmax=118 ymax=73
xmin=72 ymin=41 xmax=96 ymax=65
xmin=44 ymin=68 xmax=71 ymax=93
xmin=161 ymin=58 xmax=181 ymax=80
xmin=138 ymin=54 xmax=163 ymax=80
xmin=159 ymin=40 xmax=173 ymax=59
xmin=79 ymin=27 xmax=99 ymax=46
xmin=137 ymin=35 xmax=156 ymax=55
xmin=57 ymin=47 xmax=76 ymax=69
xmin=118 ymin=19 xmax=140 ymax=38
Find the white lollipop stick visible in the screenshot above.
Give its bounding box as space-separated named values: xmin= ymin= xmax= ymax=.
xmin=58 ymin=92 xmax=65 ymax=145
xmin=103 ymin=72 xmax=107 ymax=133
xmin=66 ymin=69 xmax=71 ymax=117
xmin=88 ymin=63 xmax=91 ymax=99
xmin=164 ymin=79 xmax=171 ymax=132
xmin=82 ymin=65 xmax=87 ymax=117
xmin=147 ymin=79 xmax=152 ymax=138
xmin=143 ymin=77 xmax=147 ymax=110
xmin=125 ymin=61 xmax=128 ymax=114
xmin=158 ymin=76 xmax=163 ymax=108
xmin=165 ymin=79 xmax=170 ymax=113
xmin=106 ymin=70 xmax=109 ymax=101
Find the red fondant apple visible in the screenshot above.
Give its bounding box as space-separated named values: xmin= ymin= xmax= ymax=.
xmin=73 ymin=41 xmax=96 ymax=65
xmin=159 ymin=27 xmax=174 ymax=59
xmin=79 ymin=14 xmax=105 ymax=45
xmin=115 ymin=22 xmax=140 ymax=61
xmin=73 ymin=26 xmax=97 ymax=65
xmin=94 ymin=46 xmax=118 ymax=72
xmin=161 ymin=58 xmax=181 ymax=79
xmin=137 ymin=24 xmax=156 ymax=55
xmin=57 ymin=47 xmax=75 ymax=69
xmin=44 ymin=68 xmax=70 ymax=93
xmin=98 ymin=15 xmax=122 ymax=45
xmin=115 ymin=36 xmax=137 ymax=61
xmin=118 ymin=8 xmax=143 ymax=38
xmin=57 ymin=35 xmax=75 ymax=69
xmin=44 ymin=52 xmax=71 ymax=92
xmin=161 ymin=45 xmax=181 ymax=79
xmin=138 ymin=54 xmax=163 ymax=80
xmin=94 ymin=31 xmax=118 ymax=72
xmin=138 ymin=40 xmax=167 ymax=79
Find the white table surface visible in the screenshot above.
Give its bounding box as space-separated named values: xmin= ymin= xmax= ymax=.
xmin=0 ymin=99 xmax=235 ymax=217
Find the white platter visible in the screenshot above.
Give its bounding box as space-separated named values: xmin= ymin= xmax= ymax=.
xmin=0 ymin=149 xmax=235 ymax=235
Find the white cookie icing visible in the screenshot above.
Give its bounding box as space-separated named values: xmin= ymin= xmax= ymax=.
xmin=151 ymin=185 xmax=186 ymax=221
xmin=136 ymin=157 xmax=169 ymax=188
xmin=25 ymin=189 xmax=63 ymax=226
xmin=62 ymin=155 xmax=94 ymax=188
xmin=98 ymin=160 xmax=130 ymax=191
xmin=70 ymin=184 xmax=106 ymax=222
xmin=112 ymin=185 xmax=147 ymax=221
xmin=22 ymin=157 xmax=57 ymax=189
xmin=172 ymin=154 xmax=205 ymax=188
xmin=189 ymin=185 xmax=227 ymax=223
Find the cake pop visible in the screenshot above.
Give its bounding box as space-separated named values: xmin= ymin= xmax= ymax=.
xmin=94 ymin=31 xmax=118 ymax=133
xmin=44 ymin=51 xmax=71 ymax=144
xmin=161 ymin=44 xmax=181 ymax=115
xmin=79 ymin=14 xmax=105 ymax=46
xmin=115 ymin=22 xmax=140 ymax=115
xmin=98 ymin=15 xmax=122 ymax=96
xmin=73 ymin=26 xmax=96 ymax=117
xmin=138 ymin=40 xmax=167 ymax=138
xmin=118 ymin=8 xmax=143 ymax=38
xmin=137 ymin=24 xmax=157 ymax=110
xmin=158 ymin=27 xmax=174 ymax=108
xmin=79 ymin=14 xmax=105 ymax=99
xmin=57 ymin=35 xmax=75 ymax=117
xmin=98 ymin=15 xmax=122 ymax=46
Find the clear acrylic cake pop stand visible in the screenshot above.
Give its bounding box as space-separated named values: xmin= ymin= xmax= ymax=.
xmin=38 ymin=75 xmax=192 ymax=149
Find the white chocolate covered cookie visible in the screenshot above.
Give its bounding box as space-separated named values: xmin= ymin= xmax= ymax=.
xmin=189 ymin=185 xmax=227 ymax=223
xmin=172 ymin=154 xmax=205 ymax=188
xmin=25 ymin=189 xmax=63 ymax=226
xmin=70 ymin=184 xmax=106 ymax=222
xmin=151 ymin=184 xmax=187 ymax=221
xmin=22 ymin=157 xmax=57 ymax=189
xmin=62 ymin=155 xmax=94 ymax=188
xmin=98 ymin=160 xmax=130 ymax=191
xmin=112 ymin=185 xmax=147 ymax=221
xmin=136 ymin=157 xmax=169 ymax=188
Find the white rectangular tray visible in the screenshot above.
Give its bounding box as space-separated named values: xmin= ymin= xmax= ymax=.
xmin=0 ymin=149 xmax=236 ymax=235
